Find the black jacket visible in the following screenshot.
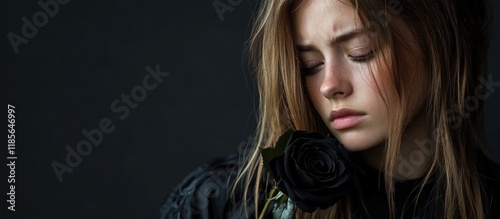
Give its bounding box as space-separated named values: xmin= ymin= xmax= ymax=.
xmin=161 ymin=152 xmax=500 ymax=219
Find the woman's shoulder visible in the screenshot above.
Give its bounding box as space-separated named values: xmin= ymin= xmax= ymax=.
xmin=160 ymin=154 xmax=267 ymax=219
xmin=160 ymin=154 xmax=238 ymax=219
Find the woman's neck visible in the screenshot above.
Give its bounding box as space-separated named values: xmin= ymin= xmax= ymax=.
xmin=360 ymin=113 xmax=433 ymax=181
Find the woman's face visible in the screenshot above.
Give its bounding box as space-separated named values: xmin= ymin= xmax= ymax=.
xmin=292 ymin=0 xmax=395 ymax=151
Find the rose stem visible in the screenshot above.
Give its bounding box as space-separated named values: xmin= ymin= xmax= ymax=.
xmin=259 ymin=186 xmax=278 ymax=219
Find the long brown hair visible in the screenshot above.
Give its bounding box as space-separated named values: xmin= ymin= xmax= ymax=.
xmin=233 ymin=0 xmax=493 ymax=218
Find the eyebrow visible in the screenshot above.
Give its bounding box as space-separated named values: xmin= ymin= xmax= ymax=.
xmin=296 ymin=29 xmax=364 ymax=52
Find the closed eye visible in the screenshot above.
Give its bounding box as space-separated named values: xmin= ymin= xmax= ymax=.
xmin=301 ymin=64 xmax=323 ymax=75
xmin=348 ymin=51 xmax=374 ymax=62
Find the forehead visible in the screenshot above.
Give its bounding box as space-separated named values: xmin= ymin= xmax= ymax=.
xmin=291 ymin=0 xmax=361 ymax=43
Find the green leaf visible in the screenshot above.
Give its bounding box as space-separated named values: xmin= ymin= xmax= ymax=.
xmin=274 ymin=128 xmax=294 ymax=156
xmin=275 ymin=191 xmax=289 ymax=205
xmin=260 ymin=128 xmax=294 ymax=177
xmin=260 ymin=147 xmax=278 ymax=177
xmin=272 ymin=198 xmax=295 ymax=219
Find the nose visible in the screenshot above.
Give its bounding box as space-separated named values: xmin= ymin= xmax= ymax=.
xmin=319 ymin=60 xmax=352 ymax=99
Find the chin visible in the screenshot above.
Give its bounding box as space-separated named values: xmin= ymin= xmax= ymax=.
xmin=342 ymin=143 xmax=380 ymax=152
xmin=332 ymin=129 xmax=386 ymax=152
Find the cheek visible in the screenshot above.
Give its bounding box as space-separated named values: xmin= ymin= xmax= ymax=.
xmin=304 ymin=75 xmax=327 ymax=115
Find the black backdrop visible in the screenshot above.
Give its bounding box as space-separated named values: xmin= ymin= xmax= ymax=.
xmin=1 ymin=0 xmax=499 ymax=218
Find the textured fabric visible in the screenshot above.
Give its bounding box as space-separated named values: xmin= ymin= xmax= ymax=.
xmin=160 ymin=154 xmax=272 ymax=219
xmin=161 ymin=151 xmax=500 ymax=219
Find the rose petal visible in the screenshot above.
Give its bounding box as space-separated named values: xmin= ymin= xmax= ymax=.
xmin=324 ymin=174 xmax=350 ymax=189
xmin=271 ymin=156 xmax=290 ymax=191
xmin=281 ymin=178 xmax=300 ymax=202
xmin=268 ymin=130 xmax=352 ymax=214
xmin=308 ymin=151 xmax=331 ymax=173
xmin=286 ymin=162 xmax=316 ymax=188
xmin=286 ymin=143 xmax=317 ymax=188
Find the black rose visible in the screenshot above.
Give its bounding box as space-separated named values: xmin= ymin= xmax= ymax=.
xmin=269 ymin=131 xmax=351 ymax=213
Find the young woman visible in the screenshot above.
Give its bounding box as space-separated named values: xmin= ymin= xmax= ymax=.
xmin=161 ymin=0 xmax=500 ymax=218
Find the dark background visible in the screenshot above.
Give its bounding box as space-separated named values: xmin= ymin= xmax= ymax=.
xmin=1 ymin=0 xmax=499 ymax=218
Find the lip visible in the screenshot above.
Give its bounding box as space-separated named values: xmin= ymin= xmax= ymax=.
xmin=329 ymin=108 xmax=365 ymax=130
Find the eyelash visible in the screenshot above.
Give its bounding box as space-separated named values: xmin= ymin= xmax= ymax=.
xmin=349 ymin=51 xmax=374 ymax=62
xmin=301 ymin=65 xmax=321 ymax=75
xmin=301 ymin=51 xmax=374 ymax=75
